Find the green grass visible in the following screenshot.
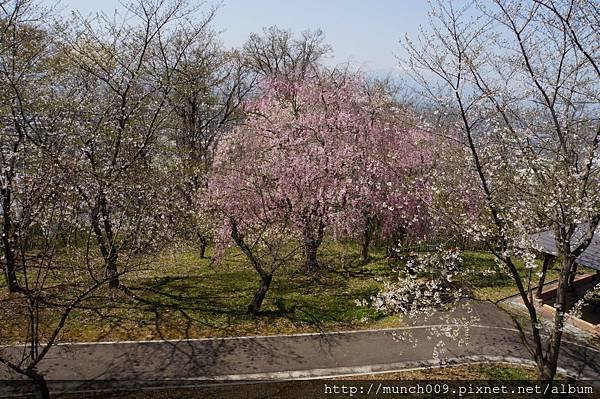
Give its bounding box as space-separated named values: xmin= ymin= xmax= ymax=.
xmin=459 ymin=251 xmax=569 ymax=302
xmin=1 ymin=240 xmax=401 ymax=343
xmin=2 ymin=241 xmax=579 ymax=343
xmin=478 ymin=364 xmax=534 ymax=380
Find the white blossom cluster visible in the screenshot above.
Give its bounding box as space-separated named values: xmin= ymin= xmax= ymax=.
xmin=358 ymin=248 xmax=479 ymax=359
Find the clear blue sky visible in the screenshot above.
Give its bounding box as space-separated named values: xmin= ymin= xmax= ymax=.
xmin=47 ymin=0 xmax=430 ymax=76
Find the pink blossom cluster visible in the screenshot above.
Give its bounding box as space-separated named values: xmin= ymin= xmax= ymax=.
xmin=207 ymin=74 xmax=437 ymax=265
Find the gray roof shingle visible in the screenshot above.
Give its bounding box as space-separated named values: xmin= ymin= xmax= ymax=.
xmin=530 ymin=225 xmax=600 ymax=271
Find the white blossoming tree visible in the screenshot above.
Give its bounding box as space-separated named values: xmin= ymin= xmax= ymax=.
xmin=404 ymin=0 xmax=599 ymax=388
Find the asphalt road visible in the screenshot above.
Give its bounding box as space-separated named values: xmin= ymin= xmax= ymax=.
xmin=1 ymin=301 xmax=599 ymax=396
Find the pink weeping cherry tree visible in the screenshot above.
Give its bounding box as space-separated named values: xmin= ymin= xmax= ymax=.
xmin=243 ymin=73 xmax=433 ymax=271
xmin=250 ymin=73 xmax=370 ymax=272
xmin=208 ymin=71 xmax=434 ymax=282
xmin=205 ymin=124 xmax=302 ymax=316
xmin=334 ymin=103 xmax=436 ymax=262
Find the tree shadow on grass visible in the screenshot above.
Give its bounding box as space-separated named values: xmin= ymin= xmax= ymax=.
xmin=127 ymin=276 xmax=251 ymax=316
xmin=32 ymin=249 xmax=393 ymax=343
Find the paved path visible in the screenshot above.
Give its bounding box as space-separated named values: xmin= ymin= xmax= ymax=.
xmin=1 ymin=301 xmax=599 ymax=396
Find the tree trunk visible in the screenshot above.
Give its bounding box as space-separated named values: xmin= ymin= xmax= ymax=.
xmin=361 ymin=237 xmax=370 ymax=264
xmin=247 ymin=273 xmax=272 ymax=317
xmin=105 ymin=247 xmax=119 ymax=288
xmin=228 ymin=218 xmax=274 ymax=317
xmin=34 ymin=377 xmax=50 ymax=399
xmin=27 ymin=370 xmax=50 ymax=399
xmin=91 ymin=194 xmax=120 ymax=289
xmin=537 ymin=254 xmax=574 ymax=395
xmin=303 ymin=222 xmax=324 ymax=272
xmin=1 ymin=187 xmax=22 ymax=293
xmin=536 ymin=254 xmax=555 ymax=299
xmin=361 ymin=216 xmax=374 ymax=264
xmin=567 ymin=263 xmax=578 ymax=290
xmin=100 ymin=195 xmax=120 ymax=288
xmin=198 ymin=233 xmax=208 ymax=259
xmin=386 ymin=238 xmax=395 ymax=258
xmin=539 ymin=365 xmax=555 ymax=399
xmin=386 ymin=227 xmax=406 ymax=259
xmin=304 ymin=242 xmax=319 ymax=272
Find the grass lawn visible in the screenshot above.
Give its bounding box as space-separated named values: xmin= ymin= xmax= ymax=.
xmin=460 ymin=251 xmax=570 ymax=303
xmin=1 ymin=240 xmax=401 ymax=343
xmin=1 ymin=242 xmax=575 ymax=343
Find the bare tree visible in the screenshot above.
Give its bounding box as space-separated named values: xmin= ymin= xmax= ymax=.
xmin=0 ymin=195 xmax=111 ymax=399
xmin=405 ymin=0 xmax=599 ymax=389
xmin=166 ymin=30 xmax=254 ymax=258
xmin=0 ymin=5 xmax=113 ymax=392
xmin=54 ymin=0 xmax=217 ymax=287
xmin=0 ymin=0 xmax=49 ymax=293
xmin=241 ymin=26 xmax=331 ymax=80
